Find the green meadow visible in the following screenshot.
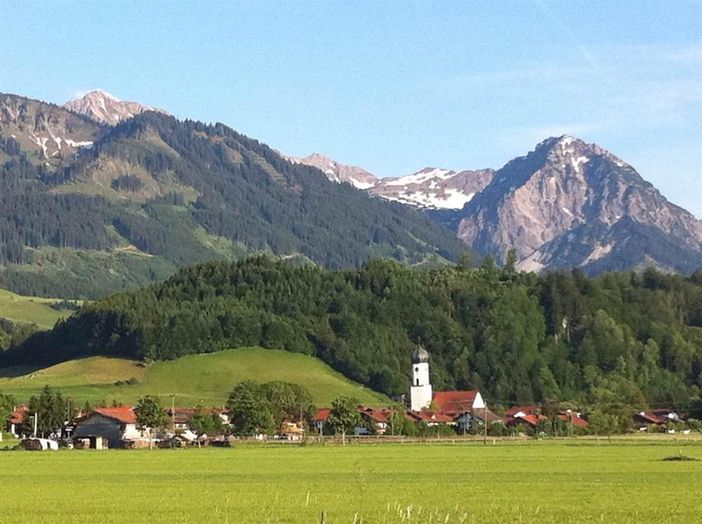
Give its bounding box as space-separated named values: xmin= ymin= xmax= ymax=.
xmin=0 ymin=441 xmax=700 ymax=523
xmin=0 ymin=288 xmax=72 ymax=328
xmin=0 ymin=347 xmax=388 ymax=406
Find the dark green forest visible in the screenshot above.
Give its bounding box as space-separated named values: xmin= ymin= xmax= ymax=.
xmin=5 ymin=257 xmax=702 ymax=408
xmin=0 ymin=102 xmax=465 ymax=297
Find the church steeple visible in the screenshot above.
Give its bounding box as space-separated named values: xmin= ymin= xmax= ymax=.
xmin=410 ymin=342 xmax=432 ymax=411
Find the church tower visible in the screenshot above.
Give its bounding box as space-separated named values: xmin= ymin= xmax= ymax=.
xmin=410 ymin=343 xmax=433 ymax=411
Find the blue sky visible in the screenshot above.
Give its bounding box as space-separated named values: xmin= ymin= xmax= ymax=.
xmin=2 ymin=1 xmax=701 ymax=214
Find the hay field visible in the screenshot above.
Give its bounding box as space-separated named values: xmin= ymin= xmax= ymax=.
xmin=1 ymin=441 xmax=700 ymax=523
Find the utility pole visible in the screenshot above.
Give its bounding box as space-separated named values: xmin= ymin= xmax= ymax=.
xmin=483 ymin=405 xmax=487 ymax=445
xmin=171 ymin=394 xmax=176 ymax=432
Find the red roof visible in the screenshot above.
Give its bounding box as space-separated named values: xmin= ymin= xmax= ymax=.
xmin=9 ymin=405 xmax=28 ymax=425
xmin=359 ymin=407 xmax=393 ymax=424
xmin=558 ymin=411 xmax=589 ymax=428
xmin=93 ymin=407 xmax=137 ymax=425
xmin=515 ymin=414 xmax=546 ymax=428
xmin=433 ymin=390 xmax=481 ymax=414
xmin=505 ymin=405 xmax=540 ymax=417
xmin=313 ymin=408 xmax=331 ymax=422
xmin=635 ymin=411 xmax=666 ymax=425
xmin=406 ymin=410 xmax=454 ymax=424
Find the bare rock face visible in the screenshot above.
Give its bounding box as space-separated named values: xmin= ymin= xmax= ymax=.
xmin=64 ymin=90 xmax=164 ymax=126
xmin=456 ymin=136 xmax=702 ymax=273
xmin=292 ymin=153 xmax=494 ymax=210
xmin=372 ymin=167 xmax=495 ymax=209
xmin=0 ymin=93 xmax=99 ymax=168
xmin=288 ymin=153 xmax=378 ymax=190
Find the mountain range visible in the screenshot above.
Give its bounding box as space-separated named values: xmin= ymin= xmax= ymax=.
xmin=0 ymin=91 xmax=463 ymax=298
xmin=1 ymin=89 xmax=701 ymax=299
xmin=294 ymin=139 xmax=702 ymax=275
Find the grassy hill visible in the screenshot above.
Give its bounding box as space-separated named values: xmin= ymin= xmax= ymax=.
xmin=0 ymin=288 xmax=75 ymax=328
xmin=0 ymin=347 xmax=389 ymax=407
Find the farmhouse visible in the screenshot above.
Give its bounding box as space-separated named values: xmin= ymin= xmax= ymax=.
xmin=505 ymin=405 xmax=589 ymax=431
xmin=312 ymin=407 xmax=331 ymax=434
xmin=73 ymin=407 xmax=144 ymax=449
xmin=359 ymin=407 xmax=393 ymax=434
xmin=633 ymin=409 xmax=681 ymax=431
xmin=6 ymin=405 xmax=28 ymax=437
xmin=165 ymin=407 xmax=230 ymax=433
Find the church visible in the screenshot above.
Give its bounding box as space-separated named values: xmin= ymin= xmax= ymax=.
xmin=410 ymin=344 xmax=499 ymax=429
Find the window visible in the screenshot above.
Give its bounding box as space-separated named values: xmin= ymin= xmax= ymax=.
xmin=414 ymin=367 xmax=419 ymax=373
xmin=416 ymin=378 xmax=420 ymax=386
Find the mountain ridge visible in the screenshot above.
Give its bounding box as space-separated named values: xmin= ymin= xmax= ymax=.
xmin=0 ymin=92 xmax=466 ymax=298
xmin=63 ymin=90 xmax=167 ymax=125
xmin=297 ymin=136 xmax=702 ymax=275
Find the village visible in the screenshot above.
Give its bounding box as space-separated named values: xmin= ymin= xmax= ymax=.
xmin=2 ymin=346 xmax=695 ymax=450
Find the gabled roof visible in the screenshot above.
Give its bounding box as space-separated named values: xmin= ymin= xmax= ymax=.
xmin=505 ymin=405 xmax=540 ymax=418
xmin=559 ymin=412 xmax=589 ymax=428
xmin=433 ymin=390 xmax=480 ymax=414
xmin=467 ymin=408 xmax=503 ymax=424
xmin=313 ymin=408 xmax=331 ymax=422
xmin=406 ymin=410 xmax=454 ymax=424
xmin=8 ymin=405 xmax=28 ymax=425
xmin=514 ymin=414 xmax=546 ymax=428
xmin=359 ymin=407 xmax=393 ymax=423
xmin=635 ymin=411 xmax=667 ymax=425
xmin=93 ymin=407 xmax=137 ymax=425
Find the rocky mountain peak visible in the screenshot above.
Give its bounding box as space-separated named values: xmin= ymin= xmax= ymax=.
xmin=64 ymin=90 xmax=164 ymax=126
xmin=288 ymin=153 xmax=378 ymax=189
xmin=455 ymin=136 xmax=702 ymax=274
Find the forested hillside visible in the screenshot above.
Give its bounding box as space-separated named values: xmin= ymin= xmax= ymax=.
xmin=0 ymin=94 xmax=465 ymax=298
xmin=5 ymin=257 xmax=702 ymax=408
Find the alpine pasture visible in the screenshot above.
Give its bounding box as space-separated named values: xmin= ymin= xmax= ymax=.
xmin=0 ymin=288 xmax=71 ymax=329
xmin=1 ymin=441 xmax=700 ymax=523
xmin=0 ymin=347 xmax=388 ymax=406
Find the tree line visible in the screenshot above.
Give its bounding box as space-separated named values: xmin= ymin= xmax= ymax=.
xmin=4 ymin=257 xmax=702 ymax=410
xmin=0 ymin=110 xmax=464 ymax=298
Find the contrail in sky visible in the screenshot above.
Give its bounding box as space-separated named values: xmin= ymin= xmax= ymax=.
xmin=533 ymin=0 xmax=607 ymax=79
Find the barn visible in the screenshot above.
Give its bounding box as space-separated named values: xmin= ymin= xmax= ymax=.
xmin=73 ymin=407 xmax=143 ymax=449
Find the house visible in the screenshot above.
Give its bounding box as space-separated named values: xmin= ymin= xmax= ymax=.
xmin=359 ymin=407 xmax=394 ymax=435
xmin=511 ymin=413 xmax=547 ymax=430
xmin=279 ymin=420 xmax=305 ymax=441
xmin=508 ymin=407 xmax=589 ymax=432
xmin=633 ymin=410 xmax=680 ymax=431
xmin=312 ymin=408 xmax=331 ymax=434
xmin=6 ymin=405 xmax=28 ymax=437
xmin=432 ymin=390 xmax=501 ymax=431
xmin=73 ymin=407 xmax=144 ymax=449
xmin=558 ymin=410 xmax=589 ymax=430
xmin=164 ymin=407 xmax=230 ymax=434
xmin=405 ymin=410 xmax=454 ymax=427
xmin=505 ymin=405 xmax=541 ymax=425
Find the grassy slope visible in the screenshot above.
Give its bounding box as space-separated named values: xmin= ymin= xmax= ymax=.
xmin=0 ymin=288 xmax=71 ymax=328
xmin=0 ymin=442 xmax=701 ymax=522
xmin=0 ymin=347 xmax=388 ymax=406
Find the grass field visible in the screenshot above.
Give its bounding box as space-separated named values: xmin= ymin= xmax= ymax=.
xmin=0 ymin=347 xmax=388 ymax=406
xmin=0 ymin=288 xmax=72 ymax=328
xmin=0 ymin=441 xmax=700 ymax=522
